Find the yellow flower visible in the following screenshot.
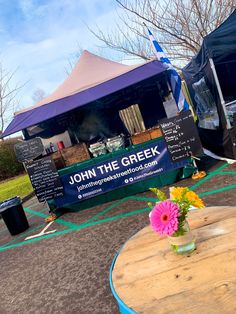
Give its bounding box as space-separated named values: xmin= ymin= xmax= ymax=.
xmin=169 ymin=187 xmax=187 ymax=201
xmin=170 ymin=187 xmax=204 ymax=209
xmin=185 ymin=191 xmax=205 ymax=209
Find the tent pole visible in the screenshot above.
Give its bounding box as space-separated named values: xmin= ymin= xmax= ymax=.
xmin=209 ymin=58 xmax=231 ymax=129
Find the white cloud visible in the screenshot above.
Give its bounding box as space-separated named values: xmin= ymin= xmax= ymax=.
xmin=0 ymin=0 xmax=125 ymax=116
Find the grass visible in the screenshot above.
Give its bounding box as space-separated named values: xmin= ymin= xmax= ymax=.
xmin=0 ymin=174 xmax=33 ymax=202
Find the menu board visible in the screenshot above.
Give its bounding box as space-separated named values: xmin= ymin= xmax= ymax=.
xmin=14 ymin=138 xmax=44 ymax=162
xmin=25 ymin=156 xmax=64 ymax=202
xmin=159 ymin=110 xmax=203 ymax=162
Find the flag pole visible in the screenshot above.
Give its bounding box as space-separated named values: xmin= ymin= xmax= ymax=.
xmin=144 ymin=23 xmax=189 ymax=112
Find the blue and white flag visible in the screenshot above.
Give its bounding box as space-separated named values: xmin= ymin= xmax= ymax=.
xmin=147 ymin=28 xmax=189 ymax=112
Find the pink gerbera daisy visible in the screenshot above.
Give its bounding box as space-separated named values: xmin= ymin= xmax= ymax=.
xmin=149 ymin=200 xmax=180 ymax=236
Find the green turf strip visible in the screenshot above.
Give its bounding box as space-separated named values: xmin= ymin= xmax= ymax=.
xmin=190 ymin=163 xmax=229 ymax=191
xmin=199 ymin=184 xmax=236 ymax=197
xmin=25 ymin=207 xmax=48 ymax=220
xmin=84 ymin=162 xmax=230 ymax=224
xmin=0 ymin=206 xmax=151 ymax=252
xmin=0 ymin=228 xmax=75 ymax=251
xmin=84 ymin=195 xmax=156 ymax=224
xmin=1 ymin=161 xmax=234 ymax=252
xmin=1 ymin=223 xmax=45 ymax=247
xmin=84 ymin=196 xmax=133 ymax=224
xmin=2 ymin=177 xmax=236 ymax=252
xmin=217 ymin=171 xmax=236 ymax=175
xmin=130 ymin=196 xmax=157 ymax=202
xmin=81 ymin=206 xmax=151 ymax=227
xmin=23 ymin=207 xmax=80 ymax=229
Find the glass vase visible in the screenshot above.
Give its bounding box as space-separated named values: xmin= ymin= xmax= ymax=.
xmin=167 ymin=220 xmax=196 ymax=254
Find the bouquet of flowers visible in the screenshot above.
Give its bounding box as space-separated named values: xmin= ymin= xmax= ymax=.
xmin=149 ymin=187 xmax=204 ymax=237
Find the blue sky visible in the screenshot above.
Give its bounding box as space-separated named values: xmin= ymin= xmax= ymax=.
xmin=0 ymin=0 xmax=122 ymax=113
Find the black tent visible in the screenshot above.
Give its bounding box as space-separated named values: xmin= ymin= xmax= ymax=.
xmin=183 ymin=10 xmax=236 ymax=159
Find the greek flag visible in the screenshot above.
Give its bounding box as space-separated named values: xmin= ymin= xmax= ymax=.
xmin=147 ymin=28 xmax=189 ymax=112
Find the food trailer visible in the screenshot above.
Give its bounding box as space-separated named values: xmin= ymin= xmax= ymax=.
xmin=2 ymin=51 xmax=196 ymax=211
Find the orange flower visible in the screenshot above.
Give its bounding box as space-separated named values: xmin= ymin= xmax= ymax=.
xmin=170 ymin=187 xmax=204 ymax=209
xmin=169 ymin=187 xmax=187 ymax=201
xmin=185 ymin=191 xmax=205 ymax=209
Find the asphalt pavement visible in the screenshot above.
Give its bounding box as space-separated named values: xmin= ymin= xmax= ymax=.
xmin=0 ymin=156 xmax=235 ymax=314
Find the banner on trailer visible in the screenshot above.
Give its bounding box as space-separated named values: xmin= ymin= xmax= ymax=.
xmin=55 ymin=140 xmax=188 ymax=207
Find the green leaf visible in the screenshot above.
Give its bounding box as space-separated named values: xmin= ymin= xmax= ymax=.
xmin=149 ymin=188 xmax=167 ymax=201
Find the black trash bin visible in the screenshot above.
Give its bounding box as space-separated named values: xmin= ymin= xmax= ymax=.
xmin=0 ymin=196 xmax=29 ymax=235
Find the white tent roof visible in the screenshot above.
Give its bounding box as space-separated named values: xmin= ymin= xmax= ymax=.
xmin=17 ymin=50 xmax=139 ymax=115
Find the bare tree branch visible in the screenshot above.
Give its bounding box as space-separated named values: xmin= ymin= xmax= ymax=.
xmin=87 ymin=0 xmax=235 ymax=66
xmin=0 ymin=63 xmax=25 ymax=132
xmin=32 ymin=88 xmax=47 ymax=103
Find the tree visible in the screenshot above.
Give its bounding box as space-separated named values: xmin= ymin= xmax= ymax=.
xmin=89 ymin=0 xmax=235 ymax=66
xmin=32 ymin=88 xmax=47 ymax=103
xmin=65 ymin=46 xmax=83 ymax=75
xmin=0 ymin=63 xmax=24 ymax=133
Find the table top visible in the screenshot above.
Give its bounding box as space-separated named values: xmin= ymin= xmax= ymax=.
xmin=112 ymin=206 xmax=236 ymax=314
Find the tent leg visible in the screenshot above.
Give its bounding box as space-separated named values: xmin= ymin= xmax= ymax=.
xmin=209 ymin=58 xmax=231 ymax=129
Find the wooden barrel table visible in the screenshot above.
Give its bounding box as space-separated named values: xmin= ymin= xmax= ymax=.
xmin=110 ymin=206 xmax=236 ymax=314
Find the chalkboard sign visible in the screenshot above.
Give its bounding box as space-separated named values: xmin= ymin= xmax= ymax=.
xmin=14 ymin=138 xmax=44 ymax=162
xmin=159 ymin=110 xmax=203 ymax=162
xmin=25 ymin=156 xmax=64 ymax=202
